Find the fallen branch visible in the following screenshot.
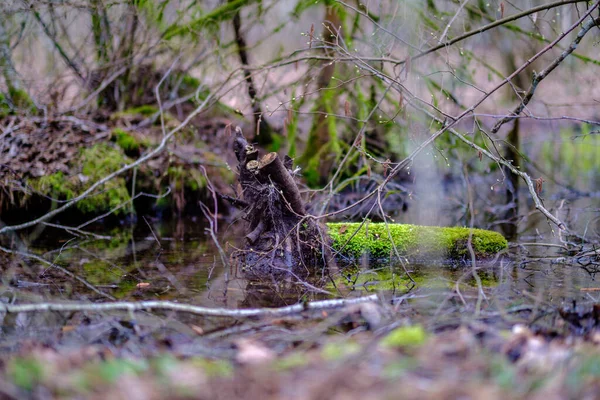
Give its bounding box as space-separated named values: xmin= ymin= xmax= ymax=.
xmin=0 ymin=295 xmax=379 ymax=318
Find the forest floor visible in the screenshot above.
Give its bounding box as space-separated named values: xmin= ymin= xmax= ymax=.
xmin=1 ymin=293 xmax=600 ymax=400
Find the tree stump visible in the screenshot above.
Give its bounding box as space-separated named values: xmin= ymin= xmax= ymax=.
xmin=232 ymin=128 xmax=328 ymax=278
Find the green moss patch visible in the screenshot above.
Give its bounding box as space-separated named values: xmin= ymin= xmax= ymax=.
xmin=327 ymin=222 xmax=507 ymax=261
xmin=28 ymin=143 xmax=132 ymax=215
xmin=112 ymin=105 xmax=158 ymax=118
xmin=381 ymin=325 xmax=428 ymax=348
xmin=111 ymin=128 xmax=147 ymax=154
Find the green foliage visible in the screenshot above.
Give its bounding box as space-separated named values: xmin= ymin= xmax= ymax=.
xmin=292 ymin=0 xmax=321 ymax=19
xmin=113 ymin=105 xmax=158 ymax=118
xmin=285 ymin=90 xmax=300 ymax=158
xmin=112 ymin=128 xmax=146 ymax=153
xmin=300 ymin=86 xmax=342 ymax=186
xmin=167 ymin=165 xmax=206 ymax=192
xmin=0 ymin=88 xmax=36 ymax=116
xmin=268 ymin=133 xmax=284 ymax=152
xmin=274 ymin=353 xmax=310 ymax=370
xmin=90 ymin=359 xmax=148 ymax=384
xmin=81 ymin=259 xmax=124 ymax=285
xmin=383 ymin=357 xmax=419 ymax=378
xmin=7 ymin=358 xmax=45 ymax=390
xmin=321 ymin=341 xmax=362 ymax=361
xmin=567 ymin=353 xmax=600 ymax=388
xmin=163 ymin=0 xmax=254 ymax=40
xmin=191 ymin=359 xmax=233 ymax=377
xmin=381 ymin=325 xmax=427 ymax=348
xmin=32 ymin=172 xmax=76 ymax=200
xmin=539 ymin=126 xmax=600 ymax=187
xmin=489 ymin=355 xmax=518 ymax=390
xmin=78 ymin=144 xmax=133 ymax=214
xmin=327 ymin=222 xmax=507 ymax=260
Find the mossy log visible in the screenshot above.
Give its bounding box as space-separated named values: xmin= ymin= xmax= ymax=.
xmin=327 ymin=222 xmax=507 ymax=262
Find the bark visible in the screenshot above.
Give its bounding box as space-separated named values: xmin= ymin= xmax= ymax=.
xmin=232 ymin=129 xmax=329 ymax=279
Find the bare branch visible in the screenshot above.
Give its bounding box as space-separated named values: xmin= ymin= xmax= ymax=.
xmin=0 ymin=295 xmax=380 ymax=318
xmin=491 ymin=17 xmax=600 ymax=133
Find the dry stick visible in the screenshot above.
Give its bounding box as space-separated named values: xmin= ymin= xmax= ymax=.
xmin=439 ymin=0 xmax=470 ymax=43
xmin=0 ymin=294 xmax=380 ymax=318
xmin=0 ymin=92 xmax=213 ymax=236
xmin=491 ymin=16 xmax=600 ymax=133
xmin=41 ymin=222 xmax=112 ymax=240
xmin=199 ymin=167 xmax=230 ymax=269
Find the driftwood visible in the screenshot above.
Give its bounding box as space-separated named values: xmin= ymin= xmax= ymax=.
xmin=232 ymin=128 xmax=328 ymax=278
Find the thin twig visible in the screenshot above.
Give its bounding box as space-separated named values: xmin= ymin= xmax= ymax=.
xmin=491 ymin=16 xmax=600 ymax=133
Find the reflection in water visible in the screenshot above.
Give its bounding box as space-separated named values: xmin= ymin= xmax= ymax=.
xmin=1 ymin=207 xmax=599 ymax=354
xmin=10 ymin=217 xmax=598 ymax=313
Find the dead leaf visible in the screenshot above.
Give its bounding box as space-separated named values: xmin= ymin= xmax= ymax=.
xmin=383 ymin=158 xmax=391 ymax=177
xmin=535 ymin=177 xmax=545 ymax=195
xmin=235 ymin=339 xmax=275 ymax=365
xmin=190 ymin=325 xmax=204 ymax=335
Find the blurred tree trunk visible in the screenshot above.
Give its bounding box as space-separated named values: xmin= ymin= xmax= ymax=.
xmin=231 ymin=0 xmax=275 ymax=146
xmin=0 ymin=19 xmax=33 ymax=111
xmin=298 ymin=5 xmax=342 ymax=186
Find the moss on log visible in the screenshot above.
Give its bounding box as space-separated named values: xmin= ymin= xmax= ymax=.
xmin=327 ymin=222 xmax=507 ymax=261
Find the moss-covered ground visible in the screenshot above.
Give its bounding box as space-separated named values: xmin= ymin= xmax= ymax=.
xmin=28 ymin=143 xmax=134 ymax=215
